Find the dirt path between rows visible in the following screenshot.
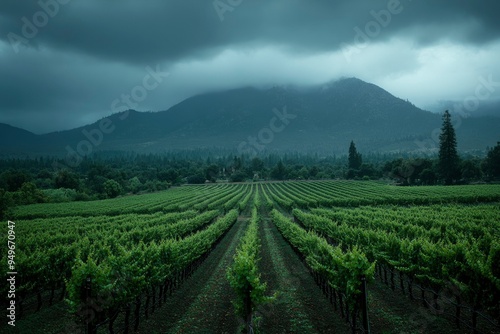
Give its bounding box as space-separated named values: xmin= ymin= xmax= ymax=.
xmin=368 ymin=277 xmax=478 ymax=334
xmin=139 ymin=216 xmax=247 ymax=334
xmin=257 ymin=212 xmax=350 ymax=333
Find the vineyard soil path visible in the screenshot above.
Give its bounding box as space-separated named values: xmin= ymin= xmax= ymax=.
xmin=139 ymin=215 xmax=247 ymax=334
xmin=140 ymin=206 xmax=353 ymax=333
xmin=257 ymin=208 xmax=351 ymax=333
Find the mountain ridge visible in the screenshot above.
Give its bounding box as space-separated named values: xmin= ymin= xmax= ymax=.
xmin=1 ymin=78 xmax=498 ymax=156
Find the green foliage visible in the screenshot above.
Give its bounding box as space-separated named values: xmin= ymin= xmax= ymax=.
xmin=271 ymin=209 xmax=374 ymax=306
xmin=43 ymin=188 xmax=79 ymax=203
xmin=348 ymin=140 xmax=362 ymax=171
xmin=204 ymin=164 xmax=219 ymax=182
xmin=0 ymin=188 xmax=13 ymax=219
xmin=237 ymin=185 xmax=254 ymax=212
xmin=260 ymin=184 xmax=274 ymax=210
xmin=187 ymin=174 xmax=205 ymax=184
xmin=271 ymin=160 xmax=287 ymax=180
xmin=461 ymin=159 xmax=483 ymax=181
xmin=6 ymin=180 xmax=500 ymax=328
xmin=66 ymin=256 xmax=113 ymax=313
xmin=127 ymin=176 xmax=142 ymax=194
xmin=10 ymin=182 xmax=47 ymax=205
xmin=157 ymin=168 xmax=180 ymax=184
xmin=438 ymin=111 xmax=461 ymax=185
xmin=484 ymin=142 xmax=500 ymax=179
xmin=250 ymin=157 xmax=264 ymax=172
xmin=143 ymin=180 xmax=170 ymax=192
xmin=1 ymin=147 xmax=497 ymax=208
xmin=55 ymin=170 xmax=80 ymax=190
xmin=230 ymin=170 xmax=247 ymax=182
xmin=227 ymin=193 xmax=275 ymax=323
xmin=306 ymin=203 xmax=500 ymax=315
xmin=419 ymin=168 xmax=437 ymax=185
xmin=1 ymin=170 xmax=30 ymax=192
xmin=103 ymin=179 xmax=122 ymax=198
xmin=65 ymin=209 xmax=239 ymax=321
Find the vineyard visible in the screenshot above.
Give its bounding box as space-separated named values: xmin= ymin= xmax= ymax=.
xmin=2 ymin=181 xmax=500 ymax=334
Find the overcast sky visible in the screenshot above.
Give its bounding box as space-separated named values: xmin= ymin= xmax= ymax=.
xmin=1 ymin=0 xmax=499 ymax=134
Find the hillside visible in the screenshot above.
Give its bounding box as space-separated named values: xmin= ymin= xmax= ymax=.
xmin=1 ymin=78 xmax=498 ymax=156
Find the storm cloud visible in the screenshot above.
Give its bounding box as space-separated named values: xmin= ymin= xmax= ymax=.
xmin=1 ymin=0 xmax=499 ymax=133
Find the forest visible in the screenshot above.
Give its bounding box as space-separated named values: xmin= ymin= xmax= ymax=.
xmin=0 ymin=140 xmax=499 ymax=219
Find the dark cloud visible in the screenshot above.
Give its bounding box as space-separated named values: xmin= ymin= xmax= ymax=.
xmin=2 ymin=0 xmax=499 ymax=63
xmin=0 ymin=0 xmax=499 ymax=133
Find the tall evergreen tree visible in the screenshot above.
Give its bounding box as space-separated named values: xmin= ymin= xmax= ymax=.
xmin=438 ymin=110 xmax=460 ymax=185
xmin=348 ymin=140 xmax=362 ymax=170
xmin=484 ymin=142 xmax=500 ymax=179
xmin=271 ymin=160 xmax=286 ymax=180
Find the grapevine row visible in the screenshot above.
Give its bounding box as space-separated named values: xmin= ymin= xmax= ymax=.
xmin=270 ymin=209 xmax=374 ymax=331
xmin=67 ymin=209 xmax=239 ymax=333
xmin=293 ymin=207 xmax=500 ymax=331
xmin=227 ymin=190 xmax=273 ymax=332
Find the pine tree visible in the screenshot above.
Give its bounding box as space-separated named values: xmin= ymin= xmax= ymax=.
xmin=348 ymin=140 xmax=362 ymax=170
xmin=438 ymin=110 xmax=460 ymax=185
xmin=271 ymin=160 xmax=287 ymax=180
xmin=484 ymin=142 xmax=500 ymax=179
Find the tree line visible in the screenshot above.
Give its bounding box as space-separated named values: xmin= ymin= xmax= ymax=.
xmin=0 ymin=112 xmax=499 ymax=218
xmin=347 ymin=111 xmax=499 ymax=185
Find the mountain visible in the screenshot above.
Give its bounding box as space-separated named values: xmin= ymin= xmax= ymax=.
xmin=1 ymin=78 xmax=499 ymax=157
xmin=0 ymin=123 xmax=37 ymax=153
